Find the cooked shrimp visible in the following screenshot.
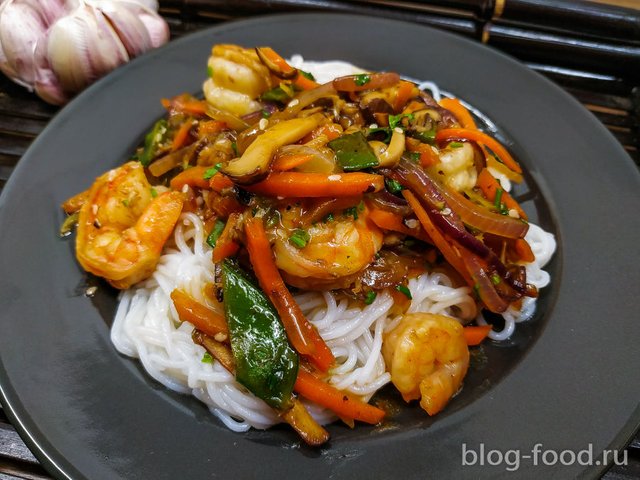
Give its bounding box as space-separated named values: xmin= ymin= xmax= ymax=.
xmin=272 ymin=203 xmax=383 ymax=285
xmin=203 ymin=44 xmax=273 ymax=116
xmin=75 ymin=161 xmax=184 ymax=289
xmin=382 ymin=313 xmax=469 ymax=415
xmin=427 ymin=142 xmax=476 ymax=192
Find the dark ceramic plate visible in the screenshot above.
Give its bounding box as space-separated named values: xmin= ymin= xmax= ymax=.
xmin=1 ymin=13 xmax=639 ymax=480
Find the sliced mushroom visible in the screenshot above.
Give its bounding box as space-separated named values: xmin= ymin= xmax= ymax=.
xmin=222 ymin=113 xmax=324 ymax=184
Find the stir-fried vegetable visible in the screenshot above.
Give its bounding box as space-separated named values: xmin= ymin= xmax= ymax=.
xmin=222 ymin=259 xmax=299 ymax=410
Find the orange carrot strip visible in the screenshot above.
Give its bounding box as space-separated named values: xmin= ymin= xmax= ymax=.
xmin=244 ymin=217 xmax=334 ymax=372
xmin=393 ymin=80 xmax=416 ymax=113
xmin=170 ymin=289 xmax=228 ymax=337
xmin=272 ymin=153 xmax=315 ymax=171
xmin=406 ymin=137 xmax=439 ymax=167
xmin=293 ymin=73 xmax=320 ymax=91
xmin=258 ymin=47 xmax=298 ymax=76
xmin=170 ymin=166 xmax=210 ymax=190
xmin=245 ymin=172 xmax=384 ymax=198
xmin=198 ymin=120 xmax=226 ymax=137
xmin=294 ymin=370 xmax=385 ymax=424
xmin=514 ymin=238 xmax=535 ymax=263
xmin=402 ymin=100 xmax=426 ymax=114
xmin=302 ymin=123 xmax=342 ymax=143
xmin=209 ymin=172 xmax=234 ymax=192
xmin=435 ymin=128 xmax=522 ymax=174
xmin=439 ymin=98 xmax=477 ymax=129
xmin=212 ymin=213 xmax=241 ymax=263
xmin=367 ymin=206 xmax=430 ymax=243
xmin=463 ymin=325 xmax=492 ymax=346
xmin=476 ymin=168 xmax=528 ymax=220
xmin=171 ymin=121 xmax=192 ymax=151
xmin=162 ymin=96 xmax=207 ymax=116
xmin=402 ymin=190 xmax=473 ymax=286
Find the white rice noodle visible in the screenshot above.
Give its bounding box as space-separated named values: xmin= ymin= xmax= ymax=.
xmin=112 ymin=213 xmax=482 ymax=430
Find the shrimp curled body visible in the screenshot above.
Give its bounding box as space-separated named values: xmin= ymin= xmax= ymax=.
xmin=75 ymin=161 xmax=183 ymax=289
xmin=382 ymin=312 xmax=469 ymax=415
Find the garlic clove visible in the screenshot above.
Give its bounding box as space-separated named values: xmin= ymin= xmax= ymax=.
xmin=119 ymin=0 xmax=159 ymax=10
xmin=135 ymin=4 xmax=169 ymax=49
xmin=13 ymin=0 xmax=68 ymax=26
xmin=0 ymin=0 xmax=49 ymax=87
xmin=32 ymin=35 xmax=68 ymax=105
xmin=93 ymin=0 xmax=152 ymax=57
xmin=45 ymin=2 xmax=129 ymax=94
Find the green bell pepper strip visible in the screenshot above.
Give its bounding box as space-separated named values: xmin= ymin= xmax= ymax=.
xmin=137 ymin=118 xmax=168 ymax=167
xmin=327 ymin=131 xmax=379 ymax=171
xmin=222 ymin=259 xmax=298 ymax=410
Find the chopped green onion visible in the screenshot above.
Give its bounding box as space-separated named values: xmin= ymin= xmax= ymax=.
xmin=289 ymin=229 xmax=310 ymax=248
xmin=324 ymin=213 xmax=334 ymax=223
xmin=206 ymin=220 xmax=226 ymax=248
xmin=490 ymin=274 xmax=501 ymax=285
xmin=299 ymin=70 xmax=315 ymax=81
xmin=449 ymin=141 xmax=464 ymax=148
xmin=261 ymin=86 xmax=292 ymax=103
xmin=408 ymin=151 xmax=421 ymax=163
xmin=59 ymin=211 xmax=79 ymax=238
xmin=150 ymin=188 xmax=158 ymax=198
xmin=203 ymin=162 xmax=223 ymax=180
xmin=207 ymin=65 xmax=214 ymax=78
xmin=231 ymin=142 xmax=238 ymax=156
xmin=412 ymin=128 xmax=436 ymax=145
xmin=202 ymin=352 xmax=213 ymax=363
xmin=122 ymin=199 xmax=129 ymax=207
xmin=395 ymin=284 xmax=412 ymax=299
xmin=385 ymin=178 xmax=403 ymax=194
xmin=388 ymin=113 xmax=414 ymax=130
xmin=261 ymin=109 xmax=271 ymax=118
xmin=364 ymin=291 xmax=377 ymax=305
xmin=354 ymin=73 xmax=371 ymax=86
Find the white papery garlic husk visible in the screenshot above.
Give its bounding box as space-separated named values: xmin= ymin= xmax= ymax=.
xmin=0 ymin=0 xmax=169 ymax=105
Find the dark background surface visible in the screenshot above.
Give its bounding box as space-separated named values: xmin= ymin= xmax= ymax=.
xmin=0 ymin=1 xmax=638 ymax=479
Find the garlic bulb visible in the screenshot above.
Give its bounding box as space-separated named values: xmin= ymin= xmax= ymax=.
xmin=0 ymin=0 xmax=169 ymax=105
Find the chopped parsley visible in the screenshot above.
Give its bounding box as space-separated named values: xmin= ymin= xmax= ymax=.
xmin=490 ymin=274 xmax=501 ymax=285
xmin=494 ymin=188 xmax=508 ymax=215
xmin=150 ymin=187 xmax=158 ymax=198
xmin=207 ymin=65 xmax=214 ymax=78
xmin=324 ymin=212 xmax=334 ymax=223
xmin=412 ymin=128 xmax=436 ymax=145
xmin=203 ymin=162 xmax=223 ymax=180
xmin=206 ymin=220 xmax=226 ymax=248
xmin=289 ymin=229 xmax=310 ymax=248
xmin=353 ymin=73 xmax=371 ymax=86
xmin=364 ymin=291 xmax=377 ymax=305
xmin=231 ymin=142 xmax=238 ymax=156
xmin=449 ymin=141 xmax=464 ymax=148
xmin=395 ymin=284 xmax=412 ymax=299
xmin=261 ymin=109 xmax=272 ymax=119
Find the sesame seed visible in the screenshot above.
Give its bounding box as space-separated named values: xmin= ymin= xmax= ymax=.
xmin=181 ymin=184 xmax=189 ymax=193
xmin=393 ymin=127 xmax=403 ymax=134
xmin=288 ymin=99 xmax=299 ymax=107
xmin=91 ymin=204 xmax=98 ymax=215
xmin=370 ymin=123 xmax=378 ymax=129
xmin=258 ymin=118 xmax=268 ymax=130
xmin=328 ymin=174 xmax=341 ymax=181
xmin=508 ymin=209 xmax=519 ymax=218
xmin=441 ymin=207 xmax=452 ymax=215
xmin=85 ymin=286 xmax=97 ymax=297
xmin=404 ymin=218 xmax=419 ymax=229
xmin=214 ymin=333 xmax=228 ymax=342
